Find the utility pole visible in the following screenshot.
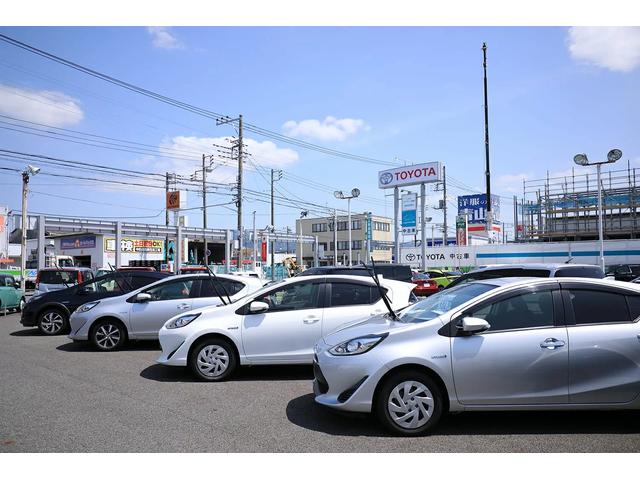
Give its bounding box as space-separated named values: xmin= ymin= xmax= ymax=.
xmin=333 ymin=209 xmax=338 ymax=266
xmin=20 ymin=173 xmax=29 ymax=291
xmin=165 ymin=172 xmax=170 ymax=267
xmin=252 ymin=210 xmax=257 ymax=272
xmin=202 ymin=154 xmax=208 ymax=266
xmin=482 ymin=42 xmax=492 ymax=241
xmin=270 ymin=168 xmax=282 ymax=280
xmin=217 ymin=114 xmax=244 ymax=271
xmin=442 ymin=165 xmax=448 ymax=245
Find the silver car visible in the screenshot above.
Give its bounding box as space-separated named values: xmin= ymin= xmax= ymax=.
xmin=313 ymin=277 xmax=640 ymax=435
xmin=68 ymin=273 xmax=262 ymax=351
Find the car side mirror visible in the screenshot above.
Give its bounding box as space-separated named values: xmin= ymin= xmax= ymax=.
xmin=458 ymin=316 xmax=490 ymax=334
xmin=14 ymin=282 xmax=20 ymax=289
xmin=136 ymin=292 xmax=152 ymax=303
xmin=249 ymin=301 xmax=269 ymax=313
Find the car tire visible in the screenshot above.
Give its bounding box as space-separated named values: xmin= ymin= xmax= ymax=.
xmin=17 ymin=297 xmax=26 ymax=313
xmin=375 ymin=370 xmax=444 ymax=436
xmin=91 ymin=319 xmax=127 ymax=351
xmin=189 ymin=337 xmax=237 ymax=382
xmin=37 ymin=308 xmax=69 ymax=335
xmin=437 ymin=285 xmax=444 ymax=290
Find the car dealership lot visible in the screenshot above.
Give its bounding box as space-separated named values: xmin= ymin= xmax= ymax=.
xmin=0 ymin=312 xmax=639 ymax=452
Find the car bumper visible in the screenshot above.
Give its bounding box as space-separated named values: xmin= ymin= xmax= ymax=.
xmin=68 ymin=311 xmax=92 ymax=340
xmin=20 ymin=305 xmax=38 ymax=326
xmin=312 ymin=339 xmax=388 ymax=413
xmin=413 ymin=286 xmax=438 ymax=296
xmin=156 ymin=327 xmax=192 ymax=366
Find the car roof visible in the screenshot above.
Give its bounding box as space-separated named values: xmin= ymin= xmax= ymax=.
xmin=470 ymin=276 xmax=640 ymax=291
xmin=39 ymin=267 xmax=92 ymax=271
xmin=471 ymin=263 xmax=599 ymax=271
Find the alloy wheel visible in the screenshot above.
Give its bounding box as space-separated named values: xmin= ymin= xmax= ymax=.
xmin=387 ymin=380 xmax=435 ymax=430
xmin=19 ymin=299 xmax=26 ymax=312
xmin=95 ymin=324 xmax=121 ymax=350
xmin=196 ymin=344 xmax=230 ymax=378
xmin=40 ymin=311 xmax=65 ymax=334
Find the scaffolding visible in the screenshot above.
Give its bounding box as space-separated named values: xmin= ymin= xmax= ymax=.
xmin=518 ymin=161 xmax=639 ymax=242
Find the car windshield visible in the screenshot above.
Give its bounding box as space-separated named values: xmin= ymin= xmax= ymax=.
xmin=397 ymin=283 xmax=498 ymax=323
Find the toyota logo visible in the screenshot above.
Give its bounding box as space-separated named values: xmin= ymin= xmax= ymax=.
xmin=379 ymin=172 xmax=393 ymax=185
xmin=406 ymin=253 xmax=416 ymax=261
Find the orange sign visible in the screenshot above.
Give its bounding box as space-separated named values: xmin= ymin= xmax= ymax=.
xmin=166 ymin=191 xmax=181 ymax=210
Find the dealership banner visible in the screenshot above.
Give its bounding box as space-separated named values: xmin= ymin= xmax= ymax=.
xmin=61 ymin=235 xmax=97 ymax=250
xmin=378 ymin=162 xmax=441 ymax=189
xmin=401 ymin=193 xmax=417 ymax=235
xmin=401 ymin=246 xmax=477 ymax=268
xmin=457 ymin=194 xmax=500 ymax=222
xmin=105 ymin=237 xmax=165 ymax=254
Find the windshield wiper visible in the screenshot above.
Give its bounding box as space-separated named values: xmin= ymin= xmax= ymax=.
xmin=361 ymin=258 xmax=399 ymax=321
xmin=202 ymin=260 xmax=232 ymax=306
xmin=108 ymin=262 xmax=133 ymax=292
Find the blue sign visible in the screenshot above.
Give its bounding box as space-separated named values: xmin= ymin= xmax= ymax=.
xmin=60 ymin=235 xmax=96 ymax=250
xmin=457 ymin=194 xmax=500 ymax=223
xmin=365 ymin=216 xmax=372 ymax=241
xmin=401 ymin=210 xmax=417 ymax=228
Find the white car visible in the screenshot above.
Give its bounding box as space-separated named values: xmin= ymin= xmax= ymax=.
xmin=68 ymin=273 xmax=262 ymax=350
xmin=156 ymin=274 xmax=416 ymax=381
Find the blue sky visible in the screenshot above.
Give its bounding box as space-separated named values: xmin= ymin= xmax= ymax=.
xmin=0 ymin=26 xmax=639 ymax=237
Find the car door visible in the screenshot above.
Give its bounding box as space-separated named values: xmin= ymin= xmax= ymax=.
xmin=561 ymin=284 xmax=640 ymax=404
xmin=128 ymin=278 xmax=196 ymax=338
xmin=450 ymin=285 xmax=569 ymax=405
xmin=241 ymin=279 xmax=324 ymax=363
xmin=322 ymin=280 xmax=385 ymax=336
xmin=0 ymin=276 xmax=15 ymax=308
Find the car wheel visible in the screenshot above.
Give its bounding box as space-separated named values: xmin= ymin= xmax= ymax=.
xmin=37 ymin=309 xmax=68 ymax=335
xmin=189 ymin=338 xmax=237 ymax=382
xmin=375 ymin=370 xmax=444 ymax=436
xmin=91 ymin=320 xmax=126 ymax=351
xmin=17 ymin=297 xmax=26 ymax=312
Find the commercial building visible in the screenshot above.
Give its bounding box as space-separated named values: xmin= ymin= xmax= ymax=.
xmin=296 ymin=213 xmax=393 ymax=266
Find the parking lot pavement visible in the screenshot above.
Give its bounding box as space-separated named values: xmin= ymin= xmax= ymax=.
xmin=1 ymin=311 xmax=639 ymax=453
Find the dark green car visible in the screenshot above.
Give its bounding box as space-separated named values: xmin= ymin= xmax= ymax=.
xmin=0 ymin=274 xmax=26 ymax=312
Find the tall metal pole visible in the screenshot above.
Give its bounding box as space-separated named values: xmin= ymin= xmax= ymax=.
xmin=165 ymin=172 xmax=170 ymax=267
xmin=482 ymin=42 xmax=492 ymax=239
xmin=333 ymin=209 xmax=338 ymax=266
xmin=597 ymin=163 xmax=605 ymax=271
xmin=394 ymin=186 xmax=400 ymax=263
xmin=202 ymin=154 xmax=208 ymax=266
xmin=270 ymin=168 xmax=275 ymax=280
xmin=20 ymin=172 xmax=29 ymax=291
xmin=420 ymin=182 xmax=426 ymax=271
xmin=442 ymin=165 xmax=447 ymax=245
xmin=347 ymin=197 xmax=352 ymax=266
xmin=237 ymin=114 xmax=244 ymax=272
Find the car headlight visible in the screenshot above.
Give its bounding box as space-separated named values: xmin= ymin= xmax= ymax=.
xmin=329 ymin=333 xmax=388 ymax=356
xmin=166 ymin=313 xmax=200 ymax=329
xmin=77 ymin=301 xmax=99 ymax=313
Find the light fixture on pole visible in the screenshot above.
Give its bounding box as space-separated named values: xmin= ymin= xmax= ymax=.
xmin=21 ymin=165 xmax=40 ymax=291
xmin=572 ymin=149 xmax=622 ymax=272
xmin=334 ymin=188 xmax=360 ymax=266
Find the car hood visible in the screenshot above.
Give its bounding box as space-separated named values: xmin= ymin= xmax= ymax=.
xmin=322 ymin=313 xmax=412 ymax=347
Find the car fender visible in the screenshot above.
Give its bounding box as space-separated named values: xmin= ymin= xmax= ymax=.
xmin=35 ymin=301 xmax=71 ymax=319
xmin=185 ymin=325 xmax=245 ymax=363
xmin=380 ymin=355 xmax=456 ymax=403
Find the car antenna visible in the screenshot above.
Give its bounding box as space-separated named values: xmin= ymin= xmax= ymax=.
xmin=361 ymin=258 xmax=398 ymax=321
xmin=565 ymin=257 xmax=574 ymax=264
xmin=108 ymin=262 xmax=134 ymax=292
xmin=201 ymin=259 xmax=232 ymax=305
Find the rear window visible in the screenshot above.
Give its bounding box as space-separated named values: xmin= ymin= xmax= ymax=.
xmin=38 ymin=271 xmax=78 ymax=285
xmin=554 ymin=267 xmax=604 ymax=279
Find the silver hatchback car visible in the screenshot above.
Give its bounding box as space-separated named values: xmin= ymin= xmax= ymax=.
xmin=313 ymin=277 xmax=640 ymax=435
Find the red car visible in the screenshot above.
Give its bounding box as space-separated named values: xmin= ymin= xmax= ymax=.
xmin=411 ymin=272 xmax=439 ymax=296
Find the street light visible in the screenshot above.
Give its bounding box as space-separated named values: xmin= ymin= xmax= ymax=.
xmin=21 ymin=165 xmax=40 ymax=291
xmin=334 ymin=188 xmax=360 ymax=266
xmin=572 ymin=149 xmax=622 ymax=272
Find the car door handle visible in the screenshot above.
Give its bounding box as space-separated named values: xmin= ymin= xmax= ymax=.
xmin=303 ymin=316 xmax=320 ymax=324
xmin=540 ymin=338 xmax=565 ymax=350
xmin=177 ymin=303 xmax=190 ymax=310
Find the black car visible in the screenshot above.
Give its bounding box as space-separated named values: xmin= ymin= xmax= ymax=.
xmin=297 ymin=264 xmax=413 ymax=283
xmin=20 ymin=270 xmax=170 ymax=335
xmin=445 ymin=263 xmax=605 ymax=289
xmin=605 ymin=264 xmax=640 ymax=282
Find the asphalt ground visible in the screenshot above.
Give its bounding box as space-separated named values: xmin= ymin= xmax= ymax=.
xmin=1 ymin=311 xmax=639 ymax=452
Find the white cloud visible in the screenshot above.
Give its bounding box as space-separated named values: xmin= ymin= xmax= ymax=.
xmin=567 ymin=27 xmax=640 ymax=73
xmin=0 ymin=83 xmax=83 ymax=126
xmin=147 ymin=27 xmax=183 ymax=50
xmin=282 ymin=116 xmax=369 ymax=141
